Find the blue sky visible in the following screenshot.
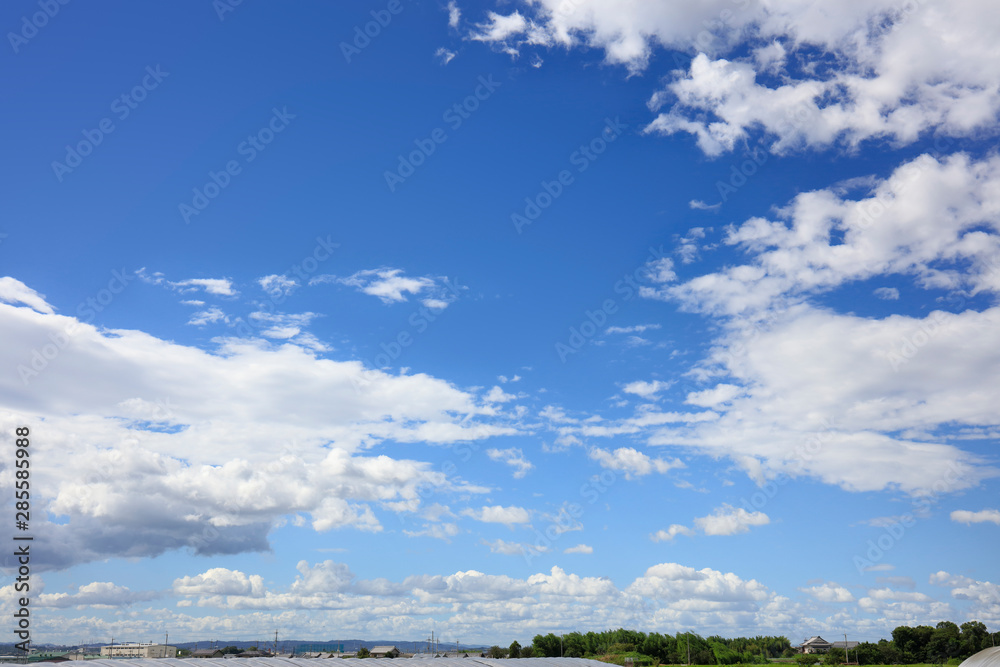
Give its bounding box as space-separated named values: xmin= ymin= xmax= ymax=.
xmin=1 ymin=0 xmax=999 ymax=647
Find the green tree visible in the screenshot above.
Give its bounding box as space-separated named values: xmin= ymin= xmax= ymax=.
xmin=509 ymin=642 xmax=522 ymax=659
xmin=563 ymin=633 xmax=587 ymax=658
xmin=960 ymin=621 xmax=988 ymax=657
xmin=357 ymin=647 xmax=370 ymax=659
xmin=487 ymin=646 xmax=507 ymax=659
xmin=929 ymin=622 xmax=961 ymax=662
xmin=520 ymin=646 xmax=535 ymax=658
xmin=533 ymin=634 xmax=562 ymax=658
xmin=822 ymin=648 xmax=846 ymax=665
xmin=795 ymin=655 xmax=820 ymax=667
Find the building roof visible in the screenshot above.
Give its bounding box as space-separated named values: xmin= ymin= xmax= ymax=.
xmin=960 ymin=647 xmax=1000 ymax=667
xmin=801 ymin=637 xmax=831 ymax=646
xmin=370 ymin=647 xmax=400 ymax=654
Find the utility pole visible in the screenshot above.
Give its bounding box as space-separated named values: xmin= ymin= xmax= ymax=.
xmin=844 ymin=634 xmax=849 ymax=664
xmin=687 ymin=634 xmax=691 ymax=666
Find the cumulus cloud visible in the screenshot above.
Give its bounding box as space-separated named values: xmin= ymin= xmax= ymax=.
xmin=463 ymin=1 xmax=1000 ymax=156
xmin=446 ymin=1 xmax=460 ymax=28
xmin=38 ymin=582 xmax=159 ymax=608
xmin=462 ymin=505 xmax=532 ymax=526
xmin=483 ymin=538 xmax=546 ymax=556
xmin=800 ymin=582 xmax=855 ymax=603
xmin=170 ymin=278 xmax=237 ymax=296
xmin=487 ymin=447 xmax=534 ymax=478
xmin=622 ymin=380 xmax=672 ymax=398
xmin=635 ymin=153 xmax=1000 ymax=496
xmin=404 ymin=522 xmax=460 ymax=542
xmin=0 ymin=277 xmax=55 ymax=314
xmin=606 ymin=324 xmax=661 ymax=335
xmin=950 ymin=508 xmax=1000 ymax=525
xmin=0 ymin=294 xmax=518 ymax=569
xmin=694 ymin=504 xmax=770 ymax=536
xmin=187 ymin=305 xmax=227 ymax=326
xmin=258 ymin=274 xmax=298 ymax=299
xmin=564 ymin=544 xmax=593 ymax=554
xmin=174 ymin=568 xmax=266 ymax=597
xmin=435 ymin=47 xmax=457 ymax=65
xmin=588 ymin=446 xmax=684 ymax=480
xmin=650 ymin=524 xmax=695 ymax=542
xmin=313 ymin=268 xmax=458 ymax=309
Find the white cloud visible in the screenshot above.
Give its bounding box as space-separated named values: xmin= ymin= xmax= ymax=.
xmin=694 ymin=504 xmax=770 ymax=536
xmin=644 ymin=257 xmax=676 ymax=283
xmin=950 ymin=508 xmax=1000 ymax=525
xmin=588 ymin=446 xmax=683 ymax=480
xmin=37 ymin=582 xmax=158 ymax=608
xmin=462 ymin=505 xmax=532 ymax=526
xmin=606 ymin=324 xmax=661 ymax=335
xmin=622 ymin=380 xmax=672 ymax=398
xmin=564 ymin=543 xmax=593 ymax=554
xmin=0 ymin=277 xmax=54 ymax=314
xmin=446 ymin=0 xmax=460 ymax=28
xmin=686 ymin=383 xmax=742 ymax=408
xmin=470 ymin=11 xmax=531 ymax=44
xmin=0 ymin=294 xmax=518 ymax=569
xmin=482 ymin=538 xmax=546 ymax=556
xmin=690 ymin=199 xmax=721 ymax=211
xmin=637 ymin=153 xmax=1000 ymax=496
xmin=404 ymin=522 xmax=460 ymax=542
xmin=464 ymin=1 xmax=1000 ymax=156
xmin=626 ymin=562 xmax=770 ymax=603
xmin=258 ymin=274 xmax=298 ymax=299
xmin=435 ymin=47 xmax=456 ymax=65
xmin=931 ymin=571 xmax=1000 ymax=622
xmin=874 ymin=287 xmax=900 ymax=300
xmin=650 ymin=524 xmax=695 ymax=542
xmin=484 ymin=385 xmax=517 ymax=403
xmin=313 ymin=268 xmax=458 ymax=308
xmin=487 ymin=447 xmax=534 ymax=478
xmin=171 ymin=278 xmax=237 ymax=296
xmin=339 ymin=268 xmax=434 ymax=303
xmin=174 ymin=568 xmax=266 ymax=597
xmin=187 ymin=306 xmax=227 ymax=327
xmin=800 ymin=582 xmax=855 ymax=603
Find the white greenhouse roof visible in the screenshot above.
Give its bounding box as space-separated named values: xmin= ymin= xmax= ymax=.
xmin=960 ymin=647 xmax=1000 ymax=667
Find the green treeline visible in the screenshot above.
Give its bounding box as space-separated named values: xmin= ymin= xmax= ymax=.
xmin=487 ymin=622 xmax=998 ymax=665
xmin=522 ymin=630 xmax=789 ymax=663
